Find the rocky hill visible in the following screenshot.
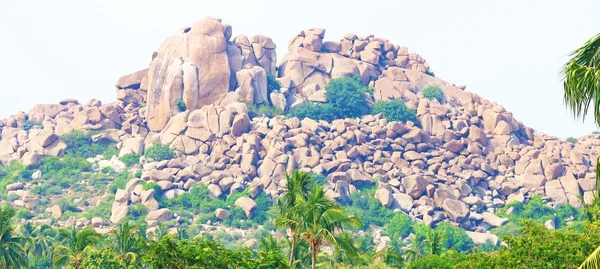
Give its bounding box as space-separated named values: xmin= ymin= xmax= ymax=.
xmin=0 ymin=17 xmax=597 ymax=246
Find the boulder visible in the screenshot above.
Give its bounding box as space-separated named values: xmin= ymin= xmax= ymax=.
xmin=234 ymin=196 xmax=257 ymax=218
xmin=147 ymin=208 xmax=173 ymax=222
xmin=442 ymin=199 xmax=469 ymax=222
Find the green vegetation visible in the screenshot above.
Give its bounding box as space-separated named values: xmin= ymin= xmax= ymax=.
xmin=287 ymin=76 xmax=371 ymax=122
xmin=62 ymin=130 xmax=116 ymax=158
xmin=119 ymin=153 xmax=140 ymax=167
xmin=22 ymin=120 xmax=42 ymax=131
xmin=567 ymin=137 xmax=578 ymax=143
xmin=266 ymin=72 xmax=281 ymax=96
xmin=371 ymin=100 xmax=418 ymax=123
xmin=175 ymin=98 xmax=186 ymax=112
xmin=247 ymin=103 xmax=285 ymax=118
xmin=421 ymin=85 xmax=444 ymax=102
xmin=143 ymin=143 xmax=175 ymax=161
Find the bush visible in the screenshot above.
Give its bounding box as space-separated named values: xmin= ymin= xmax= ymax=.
xmin=119 ymin=153 xmax=140 ymax=167
xmin=567 ymin=137 xmax=577 ymax=143
xmin=62 ymin=131 xmax=115 ymax=158
xmin=286 ymin=101 xmax=334 ymax=121
xmin=175 ymin=98 xmax=186 ymax=112
xmin=324 ymin=76 xmax=370 ymax=119
xmin=266 ymin=72 xmax=281 ymax=95
xmin=247 ymin=103 xmax=285 ymax=119
xmin=385 ymin=214 xmax=413 ymax=240
xmin=144 ymin=143 xmax=175 ymax=161
xmin=22 ymin=120 xmax=42 ymax=131
xmin=287 ymin=76 xmax=370 ymax=121
xmin=371 ymin=100 xmax=417 ymax=123
xmin=421 ymin=85 xmax=444 ymax=102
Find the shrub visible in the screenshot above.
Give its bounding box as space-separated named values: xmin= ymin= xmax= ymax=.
xmin=119 ymin=153 xmax=140 ymax=167
xmin=371 ymin=100 xmax=417 ymax=123
xmin=266 ymin=72 xmax=281 ymax=95
xmin=286 ymin=76 xmax=370 ymax=121
xmin=324 ymin=76 xmax=370 ymax=119
xmin=175 ymin=98 xmax=186 ymax=112
xmin=22 ymin=120 xmax=42 ymax=131
xmin=247 ymin=103 xmax=285 ymax=119
xmin=286 ymin=102 xmax=334 ymax=121
xmin=421 ymin=85 xmax=444 ymax=102
xmin=566 ymin=137 xmax=577 ymax=143
xmin=144 ymin=143 xmax=175 ymax=161
xmin=108 ymin=171 xmax=132 ymax=193
xmin=593 ymin=131 xmax=600 ymax=135
xmin=62 ymin=130 xmax=115 ymax=158
xmin=385 ymin=214 xmax=413 ymax=240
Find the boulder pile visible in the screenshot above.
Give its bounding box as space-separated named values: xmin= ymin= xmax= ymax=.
xmin=1 ymin=17 xmax=598 ymax=235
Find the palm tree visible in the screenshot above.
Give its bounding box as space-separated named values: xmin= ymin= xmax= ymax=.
xmin=21 ymin=223 xmax=54 ymax=269
xmin=0 ymin=207 xmax=29 ymax=269
xmin=562 ymin=32 xmax=600 ymax=269
xmin=404 ymin=234 xmax=425 ymax=263
xmin=110 ymin=222 xmax=142 ymax=267
xmin=297 ymin=184 xmax=361 ymax=269
xmin=425 ymin=229 xmax=444 ymax=255
xmin=275 ymin=170 xmax=313 ymax=266
xmin=373 ymin=246 xmax=404 ymax=268
xmin=317 ymin=231 xmax=361 ymax=268
xmin=53 ymin=227 xmax=102 ymax=269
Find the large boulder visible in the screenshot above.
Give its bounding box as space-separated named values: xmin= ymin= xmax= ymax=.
xmin=147 ymin=18 xmax=231 ymax=132
xmin=442 ymin=199 xmax=469 ymax=222
xmin=234 ymin=196 xmax=257 ymax=218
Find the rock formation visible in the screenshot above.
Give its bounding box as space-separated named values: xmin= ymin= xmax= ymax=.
xmin=1 ymin=17 xmax=597 ymax=236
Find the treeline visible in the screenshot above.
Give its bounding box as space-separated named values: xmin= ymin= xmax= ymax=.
xmin=2 ymin=171 xmax=600 ymax=268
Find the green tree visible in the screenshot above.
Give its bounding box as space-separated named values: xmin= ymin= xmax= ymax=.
xmin=275 ymin=171 xmax=313 ymax=266
xmin=78 ymin=248 xmax=127 ymax=269
xmin=371 ymin=100 xmax=417 ymax=123
xmin=21 ymin=223 xmax=54 ymax=268
xmin=297 ymin=184 xmax=361 ymax=269
xmin=0 ymin=207 xmax=29 ymax=269
xmin=110 ymin=222 xmax=143 ymax=267
xmin=53 ymin=227 xmax=102 ymax=269
xmin=421 ymin=85 xmax=444 ymax=102
xmin=324 ymin=76 xmax=370 ymax=119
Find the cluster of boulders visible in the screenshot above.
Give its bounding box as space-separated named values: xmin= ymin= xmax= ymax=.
xmin=1 ymin=17 xmax=599 ymax=244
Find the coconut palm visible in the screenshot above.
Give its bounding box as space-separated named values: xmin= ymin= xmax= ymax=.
xmin=21 ymin=223 xmax=54 ymax=269
xmin=110 ymin=222 xmax=142 ymax=267
xmin=275 ymin=170 xmax=313 ymax=266
xmin=425 ymin=229 xmax=444 ymax=255
xmin=373 ymin=246 xmax=404 ymax=268
xmin=404 ymin=234 xmax=426 ymax=263
xmin=317 ymin=231 xmax=361 ymax=268
xmin=562 ymin=32 xmax=600 ymax=269
xmin=53 ymin=227 xmax=102 ymax=269
xmin=0 ymin=207 xmax=29 ymax=269
xmin=297 ymin=184 xmax=361 ymax=269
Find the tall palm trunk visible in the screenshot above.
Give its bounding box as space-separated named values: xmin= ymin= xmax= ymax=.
xmin=288 ymin=235 xmax=296 ymax=266
xmin=311 ymin=242 xmax=317 ymax=269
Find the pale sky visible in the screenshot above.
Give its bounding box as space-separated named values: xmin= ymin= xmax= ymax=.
xmin=1 ymin=0 xmax=599 ymax=138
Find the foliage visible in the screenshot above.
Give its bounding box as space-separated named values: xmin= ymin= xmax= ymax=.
xmin=371 ymin=100 xmax=418 ymax=123
xmin=0 ymin=162 xmax=30 ymax=199
xmin=421 ymin=85 xmax=444 ymax=102
xmin=385 ymin=214 xmax=413 ymax=240
xmin=562 ymin=32 xmax=600 ymax=126
xmin=175 ymin=98 xmax=186 ymax=112
xmin=287 ymin=76 xmax=370 ymax=121
xmin=119 ymin=153 xmax=140 ymax=167
xmin=266 ymin=72 xmax=281 ymax=96
xmin=286 ymin=101 xmax=334 ymax=121
xmin=247 ymin=103 xmax=285 ymax=119
xmin=451 ymin=220 xmax=600 ymax=269
xmin=62 ymin=130 xmax=115 ymax=159
xmin=143 ymin=236 xmax=291 ymax=269
xmin=143 ymin=143 xmax=175 ymax=161
xmin=0 ymin=207 xmax=29 ymax=268
xmin=22 ymin=120 xmax=42 ymax=131
xmin=567 ymin=137 xmax=578 ymax=143
xmin=78 ymin=248 xmax=127 ymax=269
xmin=345 ymin=187 xmax=396 ymax=229
xmin=53 ymin=227 xmax=102 ymax=268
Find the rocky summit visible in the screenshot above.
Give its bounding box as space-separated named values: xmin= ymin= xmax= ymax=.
xmin=1 ymin=17 xmax=597 ymax=245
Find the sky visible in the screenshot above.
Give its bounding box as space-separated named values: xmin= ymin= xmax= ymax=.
xmin=1 ymin=0 xmax=599 ymax=138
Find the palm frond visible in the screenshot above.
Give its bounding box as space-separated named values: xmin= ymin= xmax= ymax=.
xmin=580 ymin=244 xmax=600 ymax=269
